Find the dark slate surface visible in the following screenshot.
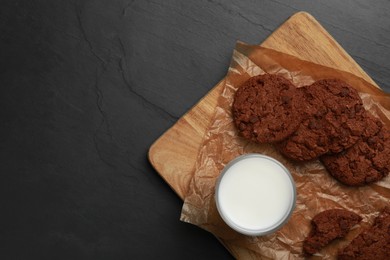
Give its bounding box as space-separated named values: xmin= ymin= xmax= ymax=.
xmin=1 ymin=0 xmax=389 ymax=259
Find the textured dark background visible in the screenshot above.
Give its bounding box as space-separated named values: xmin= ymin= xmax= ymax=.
xmin=1 ymin=0 xmax=389 ymax=259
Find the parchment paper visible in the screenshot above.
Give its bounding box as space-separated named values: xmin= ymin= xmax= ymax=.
xmin=180 ymin=42 xmax=390 ymax=259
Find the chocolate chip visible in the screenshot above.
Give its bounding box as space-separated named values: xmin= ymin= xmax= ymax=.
xmin=340 ymin=87 xmax=350 ymax=97
xmin=256 ymin=79 xmax=264 ymax=86
xmin=348 ymin=108 xmax=356 ymax=119
xmin=317 ymin=136 xmax=327 ymax=146
xmin=281 ymin=95 xmax=291 ymax=105
xmin=249 ymin=116 xmax=259 ymax=123
xmin=349 ymin=161 xmax=357 ymax=169
xmin=316 ymin=107 xmax=327 ymax=117
xmin=309 ymin=119 xmax=319 ymax=130
xmin=367 ymin=137 xmax=376 ymax=146
xmin=366 ymin=152 xmax=375 ymax=159
xmin=239 ymin=123 xmax=246 ymax=130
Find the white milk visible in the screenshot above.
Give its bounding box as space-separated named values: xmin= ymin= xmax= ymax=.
xmin=216 ymin=154 xmax=295 ymax=236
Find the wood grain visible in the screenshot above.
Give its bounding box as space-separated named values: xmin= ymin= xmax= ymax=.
xmin=148 ymin=12 xmax=378 ymax=259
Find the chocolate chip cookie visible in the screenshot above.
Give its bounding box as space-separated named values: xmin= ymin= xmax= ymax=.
xmin=303 ymin=209 xmax=362 ymax=255
xmin=232 ymin=74 xmax=303 ymax=143
xmin=277 ymin=79 xmax=366 ymax=161
xmin=321 ymin=114 xmax=390 ymax=186
xmin=339 ymin=207 xmax=390 ymax=260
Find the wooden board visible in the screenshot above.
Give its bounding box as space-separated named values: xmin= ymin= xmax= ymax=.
xmin=148 ymin=12 xmax=379 ymax=259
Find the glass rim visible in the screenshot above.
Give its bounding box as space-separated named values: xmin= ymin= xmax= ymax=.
xmin=215 ymin=153 xmax=296 ymax=236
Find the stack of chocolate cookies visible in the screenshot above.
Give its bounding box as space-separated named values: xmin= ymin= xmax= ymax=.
xmin=233 ymin=74 xmax=390 ymax=257
xmin=232 ymin=74 xmax=390 ymax=186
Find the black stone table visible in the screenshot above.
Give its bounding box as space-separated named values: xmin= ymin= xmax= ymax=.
xmin=1 ymin=1 xmax=389 ymax=259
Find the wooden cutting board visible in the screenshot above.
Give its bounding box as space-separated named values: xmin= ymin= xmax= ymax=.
xmin=148 ymin=11 xmax=379 ymax=259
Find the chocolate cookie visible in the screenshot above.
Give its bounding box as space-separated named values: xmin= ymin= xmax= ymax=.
xmin=339 ymin=207 xmax=390 ymax=260
xmin=321 ymin=114 xmax=390 ymax=186
xmin=232 ymin=74 xmax=302 ymax=143
xmin=277 ymin=79 xmax=366 ymax=161
xmin=303 ymin=209 xmax=362 ymax=255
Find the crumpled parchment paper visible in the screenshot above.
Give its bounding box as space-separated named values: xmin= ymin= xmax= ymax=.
xmin=180 ymin=42 xmax=390 ymax=259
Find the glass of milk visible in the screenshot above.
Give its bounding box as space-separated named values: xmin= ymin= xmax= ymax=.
xmin=215 ymin=154 xmax=296 ymax=236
